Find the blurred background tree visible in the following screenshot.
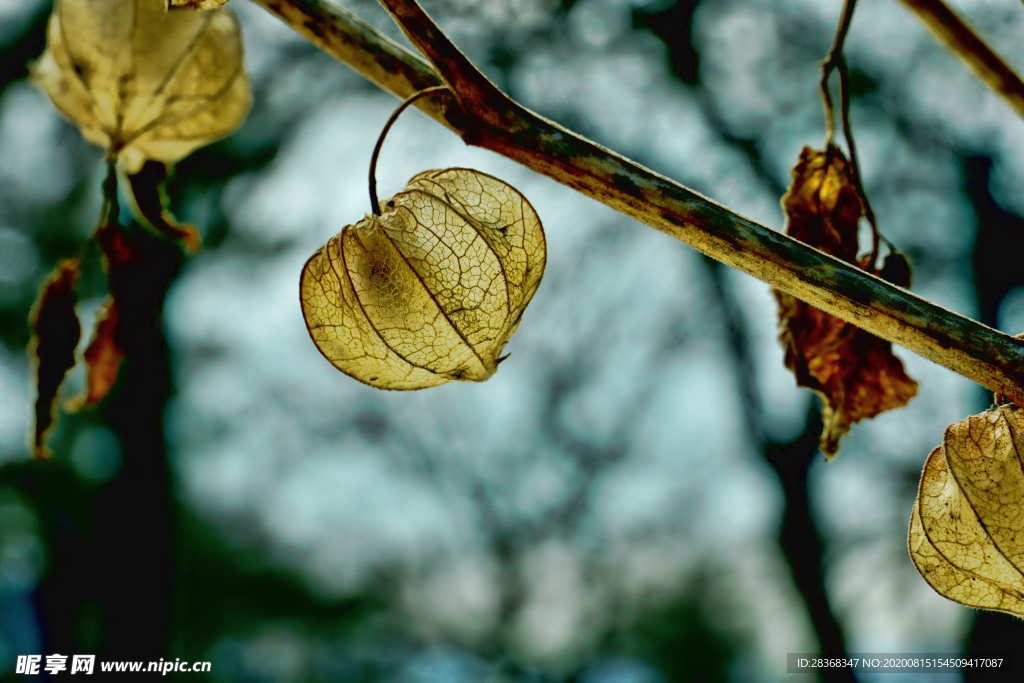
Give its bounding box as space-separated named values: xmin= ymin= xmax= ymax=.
xmin=2 ymin=1 xmax=1024 ymax=681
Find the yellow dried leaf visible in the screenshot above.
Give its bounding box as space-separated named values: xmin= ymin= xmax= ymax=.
xmin=775 ymin=146 xmax=917 ymax=458
xmin=300 ymin=168 xmax=546 ymax=390
xmin=32 ymin=0 xmax=251 ymax=173
xmin=909 ymin=405 xmax=1024 ymax=617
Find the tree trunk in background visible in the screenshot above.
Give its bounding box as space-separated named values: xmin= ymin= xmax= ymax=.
xmin=963 ymin=154 xmax=1024 ymax=679
xmin=33 ymin=226 xmax=182 ymax=661
xmin=764 ymin=420 xmax=856 ymax=683
xmin=703 ymin=258 xmax=855 ymax=683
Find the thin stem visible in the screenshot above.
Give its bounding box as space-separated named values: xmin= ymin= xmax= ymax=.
xmin=820 ymin=0 xmax=882 ymax=268
xmin=837 ymin=60 xmax=882 ymax=268
xmin=368 ymin=85 xmax=449 ymax=215
xmin=819 ymin=0 xmax=857 ymax=144
xmin=101 ymin=157 xmax=120 ymax=230
xmin=77 ymin=158 xmax=121 ymax=265
xmin=250 ymin=0 xmax=1024 ymax=406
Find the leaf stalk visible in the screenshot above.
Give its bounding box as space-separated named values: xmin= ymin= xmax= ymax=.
xmin=368 ymin=84 xmax=449 ymax=215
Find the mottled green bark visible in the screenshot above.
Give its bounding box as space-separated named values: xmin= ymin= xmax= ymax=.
xmin=250 ymin=0 xmax=1024 ymax=405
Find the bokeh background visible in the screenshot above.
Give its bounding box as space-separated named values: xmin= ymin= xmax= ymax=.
xmin=2 ymin=0 xmax=1024 ymax=681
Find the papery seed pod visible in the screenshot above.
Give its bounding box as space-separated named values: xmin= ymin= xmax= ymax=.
xmin=909 ymin=404 xmax=1024 ymax=617
xmin=300 ymin=168 xmax=546 ymax=390
xmin=32 ymin=0 xmax=250 ymax=173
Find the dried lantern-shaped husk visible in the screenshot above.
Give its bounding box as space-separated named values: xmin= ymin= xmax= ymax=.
xmin=32 ymin=0 xmax=250 ymax=172
xmin=909 ymin=404 xmax=1024 ymax=617
xmin=300 ymin=168 xmax=547 ymax=390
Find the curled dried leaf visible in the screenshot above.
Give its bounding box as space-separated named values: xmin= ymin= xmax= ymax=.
xmin=774 ymin=146 xmax=917 ymax=458
xmin=29 ymin=259 xmax=82 ymax=459
xmin=67 ymin=298 xmax=124 ymax=411
xmin=781 ymin=146 xmax=863 ymax=259
xmin=909 ymin=405 xmax=1024 ymax=617
xmin=32 ymin=0 xmax=251 ymax=173
xmin=301 ymin=168 xmax=546 ymax=390
xmin=880 ymin=251 xmax=912 ymax=289
xmin=127 ymin=161 xmax=202 ymax=251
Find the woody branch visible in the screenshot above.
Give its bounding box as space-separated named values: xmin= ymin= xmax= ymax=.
xmin=249 ymin=0 xmax=1024 ymax=406
xmin=896 ymin=0 xmax=1024 ymax=119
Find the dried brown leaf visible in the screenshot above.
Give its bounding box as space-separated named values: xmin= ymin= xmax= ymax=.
xmin=32 ymin=0 xmax=251 ymax=172
xmin=775 ymin=146 xmax=917 ymax=458
xmin=300 ymin=168 xmax=546 ymax=390
xmin=781 ymin=146 xmax=864 ymax=260
xmin=909 ymin=405 xmax=1024 ymax=617
xmin=67 ymin=298 xmax=124 ymax=411
xmin=29 ymin=259 xmax=82 ymax=459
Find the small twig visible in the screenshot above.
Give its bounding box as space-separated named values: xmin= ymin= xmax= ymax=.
xmin=898 ymin=0 xmax=1024 ymax=119
xmin=820 ymin=0 xmax=883 ymax=268
xmin=250 ymin=0 xmax=1024 ymax=405
xmin=839 ymin=79 xmax=882 ymax=268
xmin=75 ymin=158 xmax=121 ymax=265
xmin=367 ymin=85 xmax=449 ymax=214
xmin=819 ymin=0 xmax=857 ymax=145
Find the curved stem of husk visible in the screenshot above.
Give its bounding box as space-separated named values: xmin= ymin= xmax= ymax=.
xmin=368 ymin=85 xmax=450 ymax=215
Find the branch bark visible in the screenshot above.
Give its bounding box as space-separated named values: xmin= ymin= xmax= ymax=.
xmin=251 ymin=0 xmax=451 ymax=124
xmin=897 ymin=0 xmax=1024 ymax=119
xmin=250 ymin=0 xmax=1024 ymax=405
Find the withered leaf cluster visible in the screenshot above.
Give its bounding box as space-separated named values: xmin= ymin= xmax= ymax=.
xmin=28 ymin=0 xmax=248 ymax=457
xmin=301 ymin=168 xmax=547 ymax=390
xmin=910 ymin=405 xmax=1024 ymax=617
xmin=28 ymin=228 xmax=143 ymax=458
xmin=775 ymin=146 xmax=917 ymax=458
xmin=32 ymin=0 xmax=250 ymax=172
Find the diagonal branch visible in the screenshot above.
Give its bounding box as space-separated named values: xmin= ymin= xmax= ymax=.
xmin=251 ymin=0 xmax=453 ymax=126
xmin=377 ymin=0 xmax=511 ymax=129
xmin=249 ymin=0 xmax=1024 ymax=406
xmin=897 ymin=0 xmax=1024 ymax=119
